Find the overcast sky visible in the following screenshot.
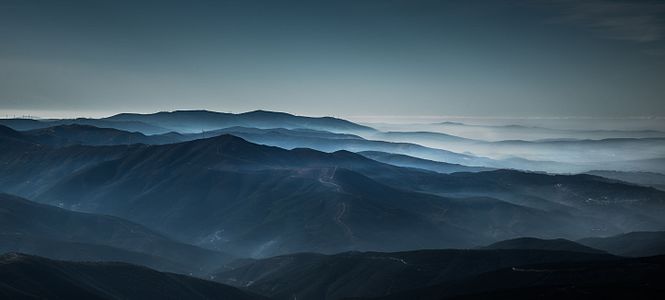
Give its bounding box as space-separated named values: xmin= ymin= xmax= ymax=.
xmin=1 ymin=0 xmax=664 ymax=118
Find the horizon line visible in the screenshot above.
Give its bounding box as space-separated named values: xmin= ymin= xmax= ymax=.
xmin=1 ymin=108 xmax=664 ymax=122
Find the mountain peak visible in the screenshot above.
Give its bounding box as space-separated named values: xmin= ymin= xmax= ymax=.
xmin=242 ymin=109 xmax=292 ymax=116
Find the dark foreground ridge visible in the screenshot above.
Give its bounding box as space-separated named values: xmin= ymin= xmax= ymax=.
xmin=366 ymin=255 xmax=665 ymax=300
xmin=213 ymin=249 xmax=617 ymax=300
xmin=0 ymin=253 xmax=266 ymax=300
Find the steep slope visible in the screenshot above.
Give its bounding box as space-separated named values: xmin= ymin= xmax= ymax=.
xmin=0 ymin=253 xmax=265 ymax=300
xmin=213 ymin=249 xmax=616 ymax=300
xmin=371 ymin=256 xmax=665 ymax=300
xmin=0 ymin=194 xmax=231 ymax=275
xmin=105 ymin=109 xmax=375 ymax=133
xmin=578 ymin=231 xmax=665 ymax=257
xmin=483 ymin=237 xmax=605 ymax=254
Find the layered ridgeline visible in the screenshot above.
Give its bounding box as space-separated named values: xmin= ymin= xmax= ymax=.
xmin=367 ymin=130 xmax=665 ymax=167
xmin=1 ymin=121 xmax=496 ymax=168
xmin=1 ymin=125 xmax=664 ymax=258
xmin=0 ymin=253 xmax=265 ymax=300
xmin=2 ymin=112 xmax=665 ymax=300
xmin=3 ymin=109 xmax=665 ymax=173
xmin=365 ymin=121 xmax=665 ymax=173
xmin=0 ymin=193 xmax=231 ymax=275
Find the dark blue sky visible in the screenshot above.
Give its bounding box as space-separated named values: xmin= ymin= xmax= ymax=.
xmin=1 ymin=0 xmax=664 ymax=118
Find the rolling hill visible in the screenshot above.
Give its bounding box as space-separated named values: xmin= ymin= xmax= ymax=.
xmin=0 ymin=253 xmax=265 ymax=300
xmin=369 ymin=255 xmax=665 ymax=300
xmin=213 ymin=249 xmax=616 ymax=300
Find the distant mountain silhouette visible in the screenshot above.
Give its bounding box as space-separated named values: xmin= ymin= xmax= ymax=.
xmin=105 ymin=109 xmax=375 ymax=133
xmin=430 ymin=121 xmax=665 ymax=140
xmin=375 ymin=130 xmax=476 ymax=144
xmin=367 ymin=130 xmax=665 ymax=172
xmin=0 ymin=193 xmax=231 ymax=275
xmin=205 ymin=126 xmax=365 ymax=140
xmin=2 ymin=109 xmax=378 ymax=136
xmin=578 ymin=231 xmax=665 ymax=257
xmin=483 ymin=237 xmax=605 ymax=254
xmin=213 ymin=249 xmax=616 ymax=300
xmin=0 ymin=253 xmax=266 ymax=300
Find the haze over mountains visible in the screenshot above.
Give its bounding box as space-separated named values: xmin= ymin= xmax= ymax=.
xmin=3 ymin=110 xmax=664 ymax=174
xmin=0 ymin=193 xmax=231 ymax=275
xmin=1 ymin=109 xmax=664 ymax=299
xmin=5 ymin=0 xmax=665 ymax=296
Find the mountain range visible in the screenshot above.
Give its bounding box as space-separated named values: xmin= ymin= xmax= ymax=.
xmin=2 ymin=123 xmax=664 ymax=258
xmin=1 ymin=109 xmax=664 ymax=299
xmin=3 ymin=110 xmax=665 ymax=173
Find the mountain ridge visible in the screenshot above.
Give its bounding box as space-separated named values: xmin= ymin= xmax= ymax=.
xmin=0 ymin=193 xmax=231 ymax=275
xmin=0 ymin=253 xmax=266 ymax=300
